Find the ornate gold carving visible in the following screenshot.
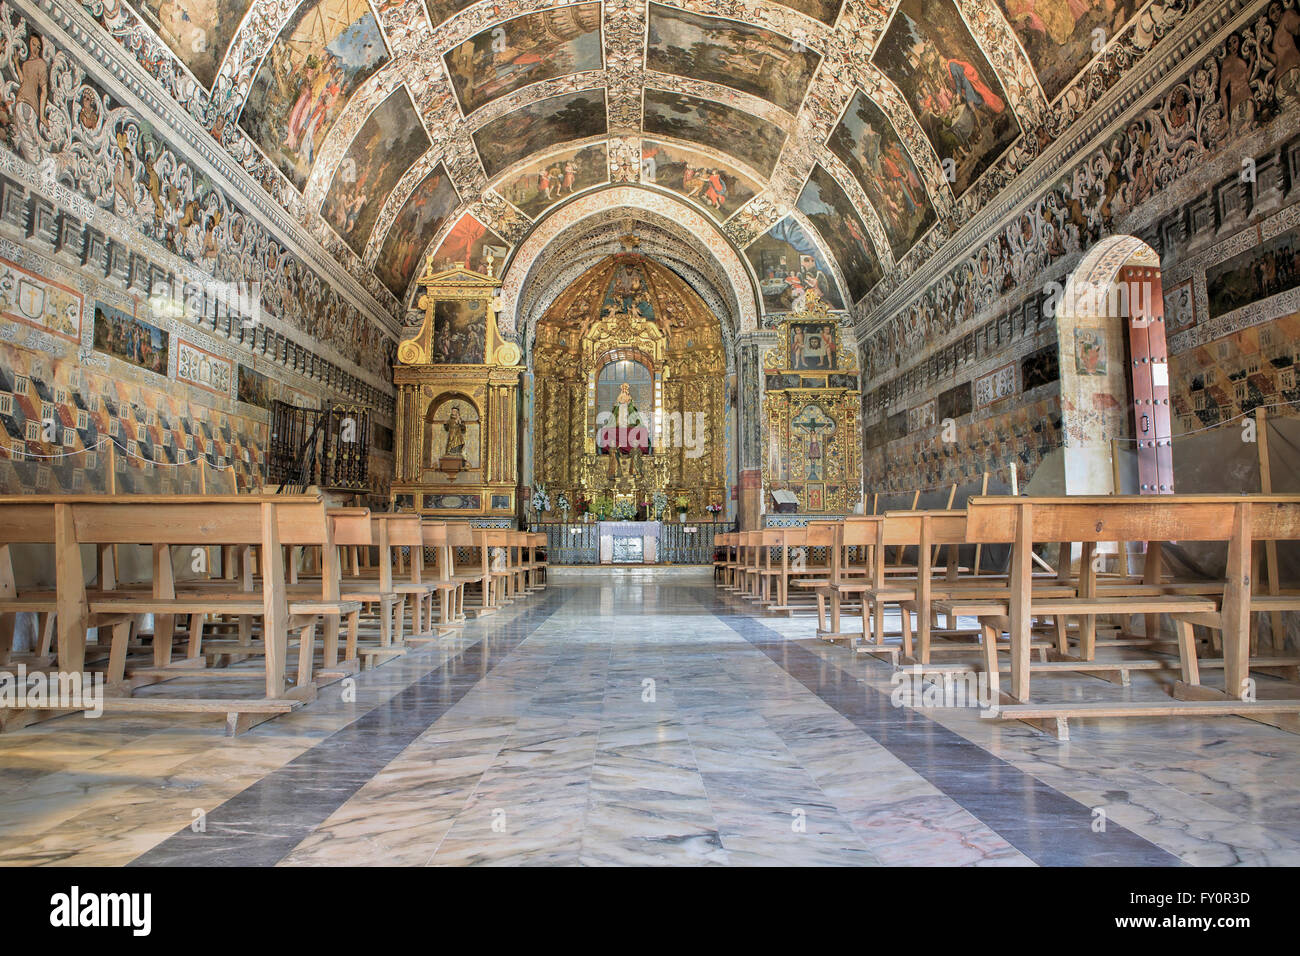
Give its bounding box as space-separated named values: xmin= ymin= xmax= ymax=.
xmin=531 ymin=254 xmax=728 ymax=516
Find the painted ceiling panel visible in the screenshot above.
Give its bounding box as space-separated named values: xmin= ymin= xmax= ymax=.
xmin=645 ymin=3 xmax=822 ymax=114
xmin=473 ymin=89 xmax=609 ymax=179
xmin=828 ymin=89 xmax=937 ymax=259
xmin=321 ymin=88 xmax=431 ymax=257
xmin=872 ymin=0 xmax=1022 ymax=197
xmin=376 ymin=164 xmax=461 ymax=297
xmin=797 ymin=164 xmax=883 ymax=302
xmin=238 ymin=0 xmax=389 ymax=191
xmin=497 ymin=144 xmax=611 ymax=219
xmin=444 ymin=4 xmax=605 ymax=116
xmin=995 ymin=0 xmax=1143 ymax=101
xmin=643 ymin=89 xmax=788 ymax=179
xmin=133 ymin=0 xmax=256 ymax=89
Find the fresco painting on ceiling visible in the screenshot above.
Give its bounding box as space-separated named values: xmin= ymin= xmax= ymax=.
xmin=997 ymin=0 xmax=1142 ymax=101
xmin=828 ymin=91 xmax=936 ymax=258
xmin=643 ymin=90 xmax=787 ymax=178
xmin=321 ymin=88 xmax=431 ymax=257
xmin=433 ymin=299 xmax=488 ymax=364
xmin=93 ymin=302 xmax=169 ymax=376
xmin=376 ymin=165 xmax=461 ymax=299
xmin=473 ymin=90 xmax=607 ymax=178
xmin=744 ymin=217 xmax=844 ymax=312
xmin=873 ymin=0 xmax=1021 ymax=196
xmin=238 ymin=0 xmax=389 ymax=191
xmin=640 ymin=140 xmax=758 ymax=221
xmin=500 ymin=144 xmax=608 ymax=219
xmin=423 ymin=0 xmax=478 ymax=28
xmin=430 ymin=214 xmax=510 ymax=274
xmin=645 ymin=3 xmax=821 ymax=114
xmin=770 ymin=0 xmax=844 ymax=25
xmin=797 ymin=165 xmax=881 ymax=303
xmin=136 ymin=0 xmax=254 ymax=89
xmin=445 ymin=4 xmax=604 ymax=115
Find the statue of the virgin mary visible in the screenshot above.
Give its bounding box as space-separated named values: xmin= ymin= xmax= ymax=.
xmin=604 ymin=382 xmax=648 ymax=476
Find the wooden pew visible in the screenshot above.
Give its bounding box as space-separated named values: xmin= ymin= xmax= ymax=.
xmin=0 ymin=494 xmax=359 ymax=734
xmin=446 ymin=523 xmax=496 ymax=617
xmin=412 ymin=520 xmax=464 ymax=637
xmin=960 ymin=495 xmax=1300 ymax=739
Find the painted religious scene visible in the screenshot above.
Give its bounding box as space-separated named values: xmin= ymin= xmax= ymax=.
xmin=444 ymin=4 xmax=604 ymax=115
xmin=321 ymin=89 xmax=432 ymax=256
xmin=873 ymin=0 xmax=1021 ymax=196
xmin=645 ymin=3 xmax=821 ymax=113
xmin=499 ymin=144 xmax=608 ymax=219
xmin=745 ymin=217 xmax=845 ymax=312
xmin=829 ymin=91 xmax=937 ymax=258
xmin=238 ymin=0 xmax=390 ymax=189
xmin=135 ymin=0 xmax=255 ymax=89
xmin=93 ymin=303 xmax=169 ymax=376
xmin=796 ymin=165 xmax=882 ymax=302
xmin=997 ymin=0 xmax=1142 ymax=100
xmin=432 ymin=299 xmax=488 ymax=364
xmin=640 ymin=141 xmax=758 ymax=220
xmin=376 ymin=166 xmax=461 ymax=299
xmin=427 ymin=215 xmax=510 ymax=275
xmin=473 ymin=91 xmax=608 ymax=178
xmin=642 ymin=90 xmax=788 ymax=177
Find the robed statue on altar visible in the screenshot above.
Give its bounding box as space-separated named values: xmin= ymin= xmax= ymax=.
xmin=600 ymin=382 xmax=649 ymax=476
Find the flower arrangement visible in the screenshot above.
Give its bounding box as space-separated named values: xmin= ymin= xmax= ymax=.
xmin=675 ymin=494 xmax=689 ymax=515
xmin=532 ymin=483 xmax=551 ymax=514
xmin=557 ymin=492 xmax=571 ymax=518
xmin=593 ymin=494 xmax=614 ymax=520
xmin=613 ymin=500 xmax=637 ymax=521
xmin=706 ymin=503 xmax=723 ymax=517
xmin=651 ymin=490 xmax=668 ymax=518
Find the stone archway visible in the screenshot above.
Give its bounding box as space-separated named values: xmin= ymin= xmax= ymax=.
xmin=1056 ymin=236 xmax=1173 ymax=495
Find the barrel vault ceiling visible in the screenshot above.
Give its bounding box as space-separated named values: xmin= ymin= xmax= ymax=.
xmin=76 ymin=0 xmax=1189 ymax=331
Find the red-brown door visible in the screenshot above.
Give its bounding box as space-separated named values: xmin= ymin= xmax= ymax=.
xmin=1122 ymin=265 xmax=1174 ymax=493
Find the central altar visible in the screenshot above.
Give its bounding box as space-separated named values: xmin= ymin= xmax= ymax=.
xmin=530 ymin=253 xmax=728 ymax=522
xmin=598 ymin=520 xmax=661 ymax=564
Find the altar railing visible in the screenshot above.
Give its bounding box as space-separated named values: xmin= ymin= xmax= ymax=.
xmin=529 ymin=520 xmax=737 ymax=565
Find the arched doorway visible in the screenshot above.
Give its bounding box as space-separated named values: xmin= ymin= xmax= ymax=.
xmin=529 ymin=253 xmax=730 ymax=519
xmin=1056 ymin=236 xmax=1173 ymax=495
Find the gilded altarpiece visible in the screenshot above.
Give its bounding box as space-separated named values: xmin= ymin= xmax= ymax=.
xmin=531 ymin=254 xmax=727 ymax=516
xmin=393 ymin=263 xmax=522 ymax=516
xmin=763 ymin=308 xmax=862 ymax=513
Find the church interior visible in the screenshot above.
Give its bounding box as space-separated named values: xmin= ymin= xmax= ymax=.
xmin=0 ymin=0 xmax=1298 ymax=879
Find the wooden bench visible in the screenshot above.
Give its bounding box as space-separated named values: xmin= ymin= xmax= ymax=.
xmin=0 ymin=494 xmax=363 ymax=734
xmin=960 ymin=495 xmax=1300 ymax=738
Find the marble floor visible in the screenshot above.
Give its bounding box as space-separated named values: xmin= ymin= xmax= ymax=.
xmin=2 ymin=573 xmax=1299 ymax=866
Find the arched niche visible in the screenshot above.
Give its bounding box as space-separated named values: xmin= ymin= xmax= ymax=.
xmin=1056 ymin=236 xmax=1172 ymax=495
xmin=423 ymin=392 xmax=480 ymax=472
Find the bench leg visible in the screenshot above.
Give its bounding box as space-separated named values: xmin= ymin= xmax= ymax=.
xmin=107 ymin=619 xmax=131 ymax=685
xmin=322 ymin=615 xmax=340 ymax=669
xmin=38 ymin=611 xmax=56 ymax=658
xmin=1175 ymin=618 xmax=1200 ymax=686
xmin=981 ymin=623 xmax=1001 ymax=701
xmin=378 ymin=598 xmax=393 ymax=647
xmin=296 ymin=622 xmax=316 ymax=688
xmin=816 ymin=590 xmax=827 ymax=632
xmin=0 ymin=613 xmax=15 ymax=667
xmin=900 ymin=605 xmax=913 ymax=660
xmin=187 ymin=613 xmax=205 ymax=659
xmin=1053 ymin=615 xmax=1068 ymax=655
xmin=830 ymin=590 xmax=841 ymax=636
xmin=394 ymin=597 xmax=406 ymax=645
xmin=346 ymin=611 xmax=360 ymax=661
